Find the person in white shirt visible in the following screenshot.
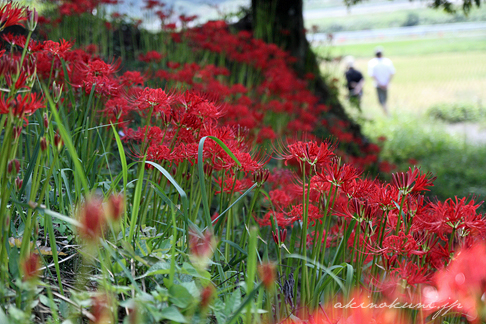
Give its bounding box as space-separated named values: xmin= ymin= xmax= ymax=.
xmin=368 ymin=47 xmax=395 ymax=116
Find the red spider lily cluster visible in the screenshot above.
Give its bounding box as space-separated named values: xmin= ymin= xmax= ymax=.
xmin=3 ymin=1 xmax=486 ymax=322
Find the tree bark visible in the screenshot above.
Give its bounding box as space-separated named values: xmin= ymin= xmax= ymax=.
xmin=249 ymin=0 xmax=365 ymax=143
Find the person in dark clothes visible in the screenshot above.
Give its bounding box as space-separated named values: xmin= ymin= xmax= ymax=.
xmin=344 ymin=56 xmax=364 ymax=109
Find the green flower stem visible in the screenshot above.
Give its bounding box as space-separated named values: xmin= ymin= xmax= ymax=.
xmin=245 ymin=227 xmax=258 ymax=324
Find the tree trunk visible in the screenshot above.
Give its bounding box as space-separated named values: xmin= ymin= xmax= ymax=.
xmin=249 ymin=0 xmax=365 ymax=143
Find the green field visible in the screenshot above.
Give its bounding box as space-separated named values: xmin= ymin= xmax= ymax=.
xmin=305 ymin=2 xmax=486 ymax=32
xmin=317 ymin=35 xmax=486 ymax=118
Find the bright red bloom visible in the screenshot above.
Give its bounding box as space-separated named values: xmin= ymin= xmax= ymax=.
xmin=0 ymin=93 xmax=45 ymax=118
xmin=43 ymin=39 xmax=73 ymax=57
xmin=278 ymin=140 xmax=335 ymax=168
xmin=318 ymin=159 xmax=362 ymax=187
xmin=391 ymin=167 xmax=436 ymax=195
xmin=138 ymin=50 xmax=164 ymax=63
xmin=134 ymin=87 xmax=174 ymax=114
xmin=0 ymin=3 xmax=26 ymax=31
xmin=425 ymin=243 xmax=486 ymax=321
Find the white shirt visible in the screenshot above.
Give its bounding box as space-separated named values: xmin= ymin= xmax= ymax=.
xmin=368 ymin=57 xmax=395 ymax=87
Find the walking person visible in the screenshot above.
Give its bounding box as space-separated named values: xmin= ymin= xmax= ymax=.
xmin=368 ymin=46 xmax=395 ymax=116
xmin=344 ymin=56 xmax=364 ymax=109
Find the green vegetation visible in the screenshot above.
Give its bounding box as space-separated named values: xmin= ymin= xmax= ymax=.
xmin=319 ymin=33 xmax=486 ymax=203
xmin=318 ymin=33 xmax=486 ymax=57
xmin=364 ymin=114 xmax=486 ymax=205
xmin=427 ymin=102 xmax=486 ymax=123
xmin=305 ymin=4 xmax=486 ymax=32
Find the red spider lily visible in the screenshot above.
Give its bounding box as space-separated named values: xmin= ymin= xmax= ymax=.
xmin=214 ymin=176 xmax=253 ymax=194
xmin=21 ymin=253 xmax=41 ymax=282
xmin=180 ymin=91 xmax=225 ymax=121
xmin=0 ymin=3 xmax=26 ymax=31
xmin=138 ymin=50 xmax=164 ymax=63
xmin=268 ymin=189 xmax=295 ymax=208
xmin=0 ymin=93 xmax=45 ymax=119
xmin=254 ymin=169 xmax=270 ymax=186
xmin=78 ymin=58 xmax=121 ymax=78
xmin=7 ymin=159 xmax=20 ymax=175
xmin=120 ymin=71 xmax=145 ymax=87
xmin=272 ymin=229 xmax=287 ymax=245
xmin=77 ymin=196 xmax=106 ymax=243
xmin=289 ymin=203 xmax=323 ymax=226
xmin=134 ymin=87 xmax=175 ymax=114
xmin=278 ymin=140 xmax=335 ymax=169
xmin=424 ymin=243 xmax=486 ymax=321
xmin=25 ymin=7 xmax=38 ymax=31
xmin=83 ymin=74 xmax=120 ymax=97
xmin=255 ymin=211 xmax=296 ymax=228
xmin=416 ymin=196 xmax=484 ymax=240
xmin=391 ymin=167 xmax=436 ymax=196
xmin=374 ymin=260 xmax=431 ymax=301
xmin=3 ymin=64 xmax=36 ymax=90
xmin=15 ymin=177 xmax=23 ymax=190
xmin=318 ymin=159 xmax=362 ymax=187
xmin=43 ymin=39 xmax=73 ymax=57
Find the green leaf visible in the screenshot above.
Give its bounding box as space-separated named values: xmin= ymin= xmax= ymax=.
xmin=160 ymin=306 xmax=188 ymax=323
xmin=227 ymin=283 xmax=262 ymax=324
xmin=8 ymin=247 xmax=19 ymax=278
xmin=169 ymin=285 xmax=194 ymax=309
xmin=225 ymin=289 xmax=242 ymax=315
xmin=39 ymin=295 xmax=58 ymax=311
xmin=136 ymin=261 xmax=171 ymax=280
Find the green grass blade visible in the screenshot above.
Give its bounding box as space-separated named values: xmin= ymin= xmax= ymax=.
xmin=128 ymin=157 xmax=146 ymax=244
xmin=197 ymin=136 xmax=241 ymax=229
xmin=41 ymin=82 xmax=90 ymax=195
xmin=40 ymin=208 xmax=82 ymax=228
xmin=145 ymin=161 xmax=189 ymax=215
xmin=284 ymin=254 xmax=346 ymax=294
xmin=45 ymin=211 xmax=65 ymax=295
xmin=213 ymin=183 xmax=258 ymax=233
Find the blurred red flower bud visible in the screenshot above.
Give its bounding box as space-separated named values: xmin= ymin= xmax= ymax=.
xmin=258 ymin=262 xmax=276 ymax=290
xmin=78 ymin=196 xmax=106 ymax=243
xmin=7 ymin=159 xmax=20 ymax=175
xmin=43 ymin=113 xmax=48 ymax=129
xmin=200 ymin=284 xmax=215 ymax=309
xmin=107 ymin=193 xmax=124 ymax=222
xmin=40 ymin=137 xmax=47 ymax=152
xmin=22 ymin=253 xmax=41 ymax=282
